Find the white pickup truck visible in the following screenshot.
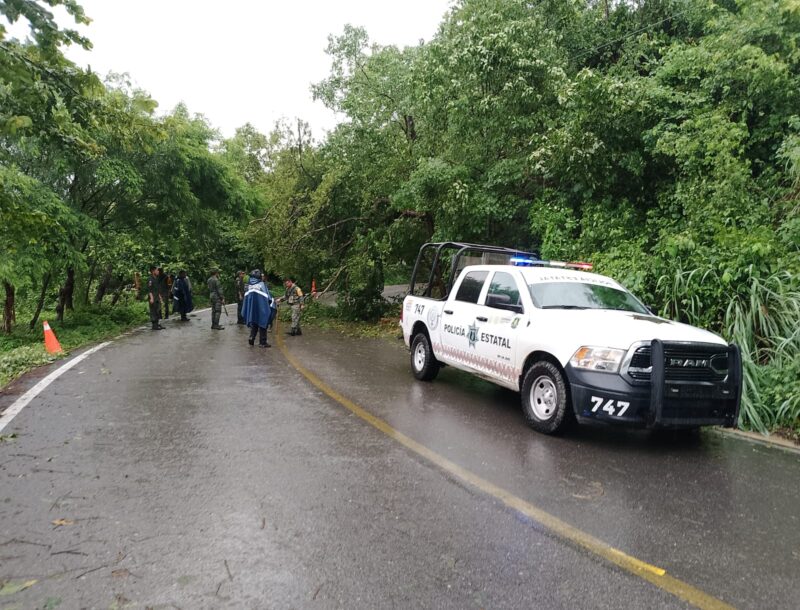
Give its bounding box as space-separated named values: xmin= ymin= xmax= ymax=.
xmin=400 ymin=242 xmax=741 ymax=435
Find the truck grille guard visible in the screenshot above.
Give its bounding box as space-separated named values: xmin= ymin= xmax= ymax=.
xmin=648 ymin=340 xmax=742 ymax=428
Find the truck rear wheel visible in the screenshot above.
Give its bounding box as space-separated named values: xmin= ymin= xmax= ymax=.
xmin=521 ymin=361 xmax=573 ymax=435
xmin=411 ymin=332 xmax=440 ymax=381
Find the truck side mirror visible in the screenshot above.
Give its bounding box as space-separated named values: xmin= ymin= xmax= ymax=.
xmin=486 ymin=294 xmax=523 ymax=314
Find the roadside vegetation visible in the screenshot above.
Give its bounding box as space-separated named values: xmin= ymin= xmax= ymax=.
xmin=2 ymin=1 xmax=798 ymax=434
xmin=1 ymin=1 xmax=258 ymax=384
xmin=252 ymin=0 xmax=800 ymax=435
xmin=280 ymin=299 xmax=403 ymax=342
xmin=0 ymin=301 xmax=145 ymax=387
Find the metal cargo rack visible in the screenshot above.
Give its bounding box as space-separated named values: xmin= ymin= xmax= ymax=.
xmin=408 ymin=242 xmax=540 ymax=301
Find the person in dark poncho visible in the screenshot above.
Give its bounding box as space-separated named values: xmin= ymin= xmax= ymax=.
xmin=241 ymin=269 xmax=275 ymax=348
xmin=172 ymin=270 xmax=194 ymax=321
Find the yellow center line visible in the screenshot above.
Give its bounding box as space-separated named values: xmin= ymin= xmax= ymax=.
xmin=276 ymin=325 xmax=735 ymax=610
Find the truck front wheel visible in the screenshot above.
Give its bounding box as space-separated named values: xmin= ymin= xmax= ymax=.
xmin=521 ymin=361 xmax=573 ymax=434
xmin=411 ymin=332 xmax=440 ymax=381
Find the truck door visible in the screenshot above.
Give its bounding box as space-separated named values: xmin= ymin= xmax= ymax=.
xmin=475 ymin=270 xmax=525 ymax=386
xmin=439 ymin=270 xmax=489 ymax=373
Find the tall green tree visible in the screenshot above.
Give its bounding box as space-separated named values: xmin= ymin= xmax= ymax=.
xmin=249 ymin=0 xmax=799 ymax=430
xmin=2 ymin=0 xmax=260 ymax=327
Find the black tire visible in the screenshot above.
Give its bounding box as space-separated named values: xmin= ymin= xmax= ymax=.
xmin=521 ymin=360 xmax=573 ymax=434
xmin=410 ymin=332 xmax=440 ymax=381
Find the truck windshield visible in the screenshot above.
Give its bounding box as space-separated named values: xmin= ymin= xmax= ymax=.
xmin=528 ymin=282 xmax=648 ymax=313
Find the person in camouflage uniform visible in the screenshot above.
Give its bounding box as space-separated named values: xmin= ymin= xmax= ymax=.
xmin=147 ymin=266 xmax=164 ymax=331
xmin=158 ymin=267 xmax=170 ymax=320
xmin=207 ymin=269 xmax=225 ymax=330
xmin=282 ymin=278 xmax=303 ymax=336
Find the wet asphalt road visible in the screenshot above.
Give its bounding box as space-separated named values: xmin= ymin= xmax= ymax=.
xmin=0 ymin=311 xmax=798 ymax=609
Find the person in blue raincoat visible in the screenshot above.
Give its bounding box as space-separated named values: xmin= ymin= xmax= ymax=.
xmin=241 ymin=269 xmax=275 ymax=347
xmin=172 ymin=270 xmax=194 ymax=321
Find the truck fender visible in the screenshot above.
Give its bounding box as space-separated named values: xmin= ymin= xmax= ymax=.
xmin=411 ymin=321 xmax=431 ymax=344
xmin=519 ymin=351 xmax=571 ymax=402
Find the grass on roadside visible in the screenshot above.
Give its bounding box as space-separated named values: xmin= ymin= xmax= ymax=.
xmin=277 ymin=298 xmax=403 ymax=342
xmin=0 ymin=301 xmax=149 ymax=388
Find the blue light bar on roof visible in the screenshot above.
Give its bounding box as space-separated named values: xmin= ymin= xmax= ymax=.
xmin=511 ymin=256 xmax=593 ymax=270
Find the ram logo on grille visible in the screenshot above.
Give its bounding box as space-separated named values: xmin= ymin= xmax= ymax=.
xmin=669 ymin=358 xmax=709 ymax=368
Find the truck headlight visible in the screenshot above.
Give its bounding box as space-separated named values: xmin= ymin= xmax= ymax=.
xmin=570 ymin=346 xmax=625 ymax=373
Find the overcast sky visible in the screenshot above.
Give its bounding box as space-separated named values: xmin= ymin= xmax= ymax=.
xmin=7 ymin=0 xmax=453 ymax=139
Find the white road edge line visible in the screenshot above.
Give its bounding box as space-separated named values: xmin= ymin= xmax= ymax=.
xmin=0 ymin=306 xmax=214 ymax=434
xmin=0 ymin=342 xmax=111 ymax=434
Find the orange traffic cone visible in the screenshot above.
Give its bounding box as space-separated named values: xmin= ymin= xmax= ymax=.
xmin=43 ymin=320 xmax=63 ymax=354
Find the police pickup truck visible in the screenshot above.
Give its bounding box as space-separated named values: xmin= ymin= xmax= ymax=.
xmin=400 ymin=242 xmax=742 ymax=435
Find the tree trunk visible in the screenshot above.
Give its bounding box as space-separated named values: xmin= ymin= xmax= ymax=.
xmin=55 ymin=286 xmax=65 ymax=322
xmin=95 ymin=263 xmax=113 ymax=304
xmin=64 ymin=267 xmax=75 ymax=311
xmin=3 ymin=282 xmax=15 ymax=334
xmin=110 ymin=275 xmax=126 ymax=306
xmin=83 ymin=259 xmax=97 ymax=305
xmin=29 ymin=272 xmax=51 ymax=330
xmin=56 ymin=268 xmax=75 ymax=321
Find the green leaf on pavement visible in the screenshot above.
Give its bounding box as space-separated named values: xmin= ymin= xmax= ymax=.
xmin=0 ymin=579 xmax=37 ymax=596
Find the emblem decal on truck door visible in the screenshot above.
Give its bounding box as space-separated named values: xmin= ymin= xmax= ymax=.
xmin=427 ymin=307 xmax=440 ymax=330
xmin=467 ymin=323 xmax=479 ymax=348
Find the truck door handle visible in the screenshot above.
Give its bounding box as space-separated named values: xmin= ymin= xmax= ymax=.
xmin=443 ymin=309 xmax=453 ymax=315
xmin=476 ymin=316 xmax=488 ymax=322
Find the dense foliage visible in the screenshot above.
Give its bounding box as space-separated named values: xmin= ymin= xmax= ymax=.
xmin=1 ymin=0 xmax=262 ymax=333
xmin=250 ymin=0 xmax=799 ymax=432
xmin=2 ymin=1 xmax=798 ymax=432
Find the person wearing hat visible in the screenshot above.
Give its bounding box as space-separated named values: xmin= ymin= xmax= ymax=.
xmin=147 ymin=266 xmax=164 ymax=330
xmin=281 ymin=277 xmax=304 ymax=336
xmin=158 ymin=267 xmax=171 ymax=320
xmin=241 ymin=269 xmax=275 ymax=347
xmin=235 ymin=270 xmax=246 ymax=325
xmin=172 ymin=270 xmax=193 ymax=321
xmin=207 ymin=268 xmax=225 ymax=330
